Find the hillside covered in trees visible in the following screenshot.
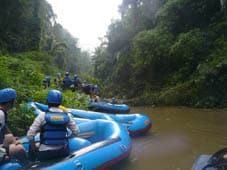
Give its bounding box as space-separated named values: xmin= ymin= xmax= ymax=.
xmin=0 ymin=0 xmax=91 ymax=73
xmin=0 ymin=0 xmax=92 ymax=135
xmin=92 ymin=0 xmax=227 ymax=108
xmin=0 ymin=0 xmax=227 ymax=113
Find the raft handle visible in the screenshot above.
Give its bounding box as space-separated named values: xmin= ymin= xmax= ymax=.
xmin=75 ymin=161 xmax=84 ymax=170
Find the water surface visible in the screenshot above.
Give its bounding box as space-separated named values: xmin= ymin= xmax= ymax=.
xmin=109 ymin=106 xmax=227 ymax=170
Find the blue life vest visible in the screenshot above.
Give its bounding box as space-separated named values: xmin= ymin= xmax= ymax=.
xmin=83 ymin=84 xmax=93 ymax=95
xmin=41 ymin=111 xmax=70 ymax=146
xmin=0 ymin=110 xmax=7 ymax=144
xmin=63 ymin=77 xmax=72 ymax=87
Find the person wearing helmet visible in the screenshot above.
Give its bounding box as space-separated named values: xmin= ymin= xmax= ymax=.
xmin=42 ymin=79 xmax=47 ymax=89
xmin=45 ymin=76 xmax=51 ymax=88
xmin=82 ymin=84 xmax=93 ymax=96
xmin=65 ymin=72 xmax=69 ymax=76
xmin=93 ymin=85 xmax=100 ymax=96
xmin=72 ymin=74 xmax=79 ymax=91
xmin=111 ymin=96 xmax=116 ymax=104
xmin=0 ymin=88 xmax=27 ymax=165
xmin=81 ymin=80 xmax=86 ymax=88
xmin=26 ymin=89 xmax=79 ymax=161
xmin=54 ymin=73 xmax=62 ymax=86
xmin=62 ymin=72 xmax=72 ymax=90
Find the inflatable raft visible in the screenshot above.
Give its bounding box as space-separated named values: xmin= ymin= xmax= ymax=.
xmin=192 ymin=148 xmax=227 ymax=170
xmin=88 ymin=101 xmax=130 ymax=114
xmin=0 ymin=118 xmax=132 ymax=170
xmin=192 ymin=155 xmax=212 ymax=170
xmin=30 ymin=102 xmax=152 ymax=136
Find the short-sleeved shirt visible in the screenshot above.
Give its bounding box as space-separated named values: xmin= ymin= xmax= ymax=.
xmin=0 ymin=110 xmax=6 ymax=144
xmin=0 ymin=110 xmax=6 ymax=133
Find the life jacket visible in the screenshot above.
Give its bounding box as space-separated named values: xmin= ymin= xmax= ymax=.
xmin=63 ymin=77 xmax=72 ymax=87
xmin=0 ymin=109 xmax=7 ymax=144
xmin=40 ymin=111 xmax=70 ymax=146
xmin=83 ymin=85 xmax=93 ymax=95
xmin=73 ymin=78 xmax=78 ymax=86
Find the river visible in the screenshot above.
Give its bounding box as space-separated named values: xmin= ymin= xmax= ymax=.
xmin=109 ymin=106 xmax=227 ymax=170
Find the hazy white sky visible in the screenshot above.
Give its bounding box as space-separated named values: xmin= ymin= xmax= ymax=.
xmin=46 ymin=0 xmax=122 ymax=52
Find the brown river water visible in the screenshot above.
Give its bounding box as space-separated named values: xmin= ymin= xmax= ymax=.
xmin=109 ymin=106 xmax=227 ymax=170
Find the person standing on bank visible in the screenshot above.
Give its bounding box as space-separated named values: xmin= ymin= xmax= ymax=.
xmin=62 ymin=72 xmax=72 ymax=90
xmin=26 ymin=89 xmax=79 ymax=161
xmin=0 ymin=88 xmax=27 ymax=165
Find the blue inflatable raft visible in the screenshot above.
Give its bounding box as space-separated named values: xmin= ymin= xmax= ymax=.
xmin=192 ymin=148 xmax=227 ymax=170
xmin=29 ymin=102 xmax=152 ymax=136
xmin=192 ymin=155 xmax=212 ymax=170
xmin=88 ymin=101 xmax=130 ymax=114
xmin=0 ymin=118 xmax=132 ymax=170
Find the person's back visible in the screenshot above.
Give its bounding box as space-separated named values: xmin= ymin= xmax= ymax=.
xmin=37 ymin=107 xmax=70 ymax=160
xmin=63 ymin=72 xmax=72 ymax=89
xmin=72 ymin=74 xmax=79 ymax=91
xmin=93 ymin=85 xmax=100 ymax=96
xmin=54 ymin=73 xmax=61 ymax=86
xmin=45 ymin=76 xmax=51 ymax=87
xmin=111 ymin=96 xmax=116 ymax=104
xmin=63 ymin=76 xmax=72 ymax=86
xmin=73 ymin=74 xmax=78 ymax=87
xmin=82 ymin=84 xmax=93 ymax=95
xmin=42 ymin=79 xmax=47 ymax=89
xmin=27 ymin=89 xmax=79 ymax=161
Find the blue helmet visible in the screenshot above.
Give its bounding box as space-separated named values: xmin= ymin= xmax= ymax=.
xmin=73 ymin=74 xmax=77 ymax=80
xmin=0 ymin=88 xmax=17 ymax=103
xmin=46 ymin=76 xmax=51 ymax=80
xmin=46 ymin=89 xmax=62 ymax=105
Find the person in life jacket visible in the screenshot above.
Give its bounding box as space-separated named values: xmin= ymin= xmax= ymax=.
xmin=111 ymin=96 xmax=116 ymax=104
xmin=72 ymin=74 xmax=79 ymax=91
xmin=82 ymin=84 xmax=94 ymax=96
xmin=42 ymin=79 xmax=47 ymax=89
xmin=26 ymin=89 xmax=79 ymax=161
xmin=0 ymin=88 xmax=27 ymax=165
xmin=45 ymin=76 xmax=51 ymax=88
xmin=54 ymin=72 xmax=62 ymax=87
xmin=62 ymin=72 xmax=72 ymax=90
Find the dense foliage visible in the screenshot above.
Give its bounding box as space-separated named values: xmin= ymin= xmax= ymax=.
xmin=0 ymin=0 xmax=91 ymax=74
xmin=0 ymin=0 xmax=92 ymax=135
xmin=0 ymin=52 xmax=90 ymax=135
xmin=92 ymin=0 xmax=227 ymax=108
xmin=0 ymin=0 xmax=227 ymax=135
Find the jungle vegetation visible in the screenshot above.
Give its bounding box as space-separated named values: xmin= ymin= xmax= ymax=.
xmin=0 ymin=0 xmax=227 ymax=134
xmin=92 ymin=0 xmax=227 ymax=108
xmin=0 ymin=0 xmax=91 ymax=135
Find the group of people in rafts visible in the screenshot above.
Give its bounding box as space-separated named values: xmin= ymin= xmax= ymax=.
xmin=0 ymin=88 xmax=82 ymax=166
xmin=42 ymin=72 xmax=100 ymax=101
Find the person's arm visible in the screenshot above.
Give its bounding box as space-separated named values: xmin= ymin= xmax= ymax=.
xmin=0 ymin=111 xmax=4 ymax=133
xmin=67 ymin=115 xmax=79 ymax=137
xmin=27 ymin=112 xmax=45 ymax=139
xmin=0 ymin=111 xmax=12 ymax=135
xmin=26 ymin=112 xmax=45 ymax=161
